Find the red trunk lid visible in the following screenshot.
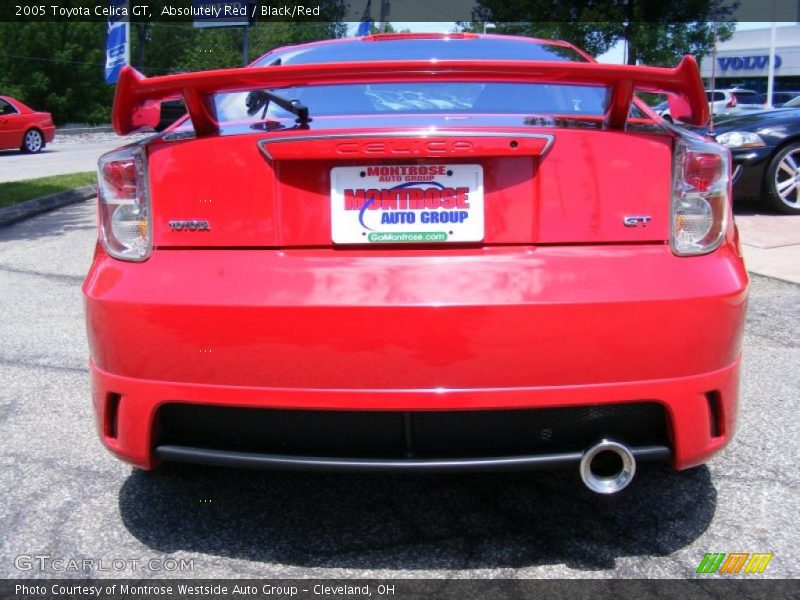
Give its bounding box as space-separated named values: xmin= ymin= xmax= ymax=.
xmin=148 ymin=125 xmax=673 ymax=247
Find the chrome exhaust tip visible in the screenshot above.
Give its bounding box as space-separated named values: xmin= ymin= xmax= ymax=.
xmin=579 ymin=439 xmax=636 ymax=494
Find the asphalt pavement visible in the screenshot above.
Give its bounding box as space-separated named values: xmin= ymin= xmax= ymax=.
xmin=0 ymin=198 xmax=798 ymax=579
xmin=0 ymin=131 xmax=149 ymax=182
xmin=736 ymin=207 xmax=800 ymax=285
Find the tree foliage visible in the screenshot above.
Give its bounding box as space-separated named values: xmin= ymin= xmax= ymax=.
xmin=0 ymin=2 xmax=347 ymax=124
xmin=0 ymin=22 xmax=113 ymax=124
xmin=467 ymin=0 xmax=736 ymax=66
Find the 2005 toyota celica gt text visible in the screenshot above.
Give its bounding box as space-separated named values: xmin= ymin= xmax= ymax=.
xmin=83 ymin=34 xmax=748 ymax=494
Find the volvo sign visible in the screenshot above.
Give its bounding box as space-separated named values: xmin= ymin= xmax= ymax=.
xmin=717 ymin=55 xmax=782 ymax=71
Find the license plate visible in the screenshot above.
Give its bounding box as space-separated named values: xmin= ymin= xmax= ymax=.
xmin=330 ymin=164 xmax=484 ymax=244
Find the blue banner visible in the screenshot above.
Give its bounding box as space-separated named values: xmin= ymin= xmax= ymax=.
xmin=104 ymin=0 xmax=129 ymax=84
xmin=356 ymin=0 xmax=373 ymax=36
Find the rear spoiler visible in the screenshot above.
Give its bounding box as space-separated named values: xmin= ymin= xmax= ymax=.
xmin=112 ymin=56 xmax=708 ymax=136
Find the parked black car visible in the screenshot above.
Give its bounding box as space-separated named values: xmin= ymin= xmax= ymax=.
xmin=701 ymin=108 xmax=800 ymax=214
xmin=752 ymin=91 xmax=800 ymax=108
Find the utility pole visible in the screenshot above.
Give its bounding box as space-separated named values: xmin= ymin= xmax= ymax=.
xmin=243 ymin=0 xmax=256 ymax=67
xmin=766 ymin=18 xmax=777 ymax=108
xmin=243 ymin=24 xmax=250 ymax=66
xmin=709 ymin=21 xmax=718 ymax=134
xmin=379 ymin=0 xmax=390 ymax=33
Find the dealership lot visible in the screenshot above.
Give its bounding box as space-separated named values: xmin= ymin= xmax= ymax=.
xmin=0 ymin=199 xmax=798 ymax=578
xmin=0 ymin=131 xmax=149 ymax=183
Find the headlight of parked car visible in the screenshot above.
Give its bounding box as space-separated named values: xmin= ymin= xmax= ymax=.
xmin=715 ymin=131 xmax=766 ymax=149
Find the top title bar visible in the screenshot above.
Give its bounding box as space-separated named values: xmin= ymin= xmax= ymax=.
xmin=3 ymin=0 xmax=800 ymax=23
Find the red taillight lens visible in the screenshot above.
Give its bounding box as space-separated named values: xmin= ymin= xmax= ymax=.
xmin=97 ymin=146 xmax=151 ymax=261
xmin=671 ymin=138 xmax=731 ymax=256
xmin=101 ymin=160 xmax=137 ymax=199
xmin=685 ymin=152 xmax=723 ymax=192
xmin=726 ymin=95 xmax=736 ymax=108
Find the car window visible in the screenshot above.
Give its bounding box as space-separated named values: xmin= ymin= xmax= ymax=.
xmin=732 ymin=91 xmax=758 ymax=103
xmin=256 ymin=38 xmax=588 ymax=66
xmin=0 ymin=99 xmax=16 ymax=115
xmin=775 ymin=93 xmax=800 ymax=103
xmin=209 ymin=39 xmax=625 ymax=127
xmin=214 ymin=82 xmax=609 ymax=122
xmin=706 ymin=92 xmax=726 ymax=102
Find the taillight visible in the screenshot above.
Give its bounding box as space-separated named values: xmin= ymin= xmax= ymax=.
xmin=97 ymin=145 xmax=151 ymax=261
xmin=671 ymin=137 xmax=730 ymax=256
xmin=726 ymin=95 xmax=736 ymax=108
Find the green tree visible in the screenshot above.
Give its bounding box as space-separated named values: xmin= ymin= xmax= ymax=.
xmin=0 ymin=22 xmax=113 ymax=124
xmin=159 ymin=21 xmax=347 ymax=73
xmin=466 ymin=0 xmax=735 ymax=66
xmin=129 ymin=0 xmax=348 ymax=75
xmin=367 ymin=22 xmax=412 ymax=35
xmin=0 ymin=0 xmax=348 ymax=125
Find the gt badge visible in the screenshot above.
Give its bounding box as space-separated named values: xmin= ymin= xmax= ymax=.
xmin=623 ymin=215 xmax=652 ymax=227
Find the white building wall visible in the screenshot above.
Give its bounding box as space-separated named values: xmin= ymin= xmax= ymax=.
xmin=700 ymin=25 xmax=800 ymax=80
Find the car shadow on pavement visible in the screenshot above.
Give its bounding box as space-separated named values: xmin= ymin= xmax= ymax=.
xmin=733 ymin=197 xmax=800 ymax=217
xmin=733 ymin=199 xmax=762 ymax=215
xmin=119 ymin=462 xmax=715 ymax=571
xmin=0 ymin=200 xmax=95 ymax=243
xmin=0 ymin=148 xmax=55 ymax=157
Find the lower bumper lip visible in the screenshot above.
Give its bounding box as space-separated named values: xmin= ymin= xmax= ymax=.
xmin=154 ymin=444 xmax=672 ymax=473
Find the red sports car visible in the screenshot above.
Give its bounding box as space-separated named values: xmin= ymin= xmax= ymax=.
xmin=0 ymin=95 xmax=55 ymax=153
xmin=83 ymin=34 xmax=748 ymax=494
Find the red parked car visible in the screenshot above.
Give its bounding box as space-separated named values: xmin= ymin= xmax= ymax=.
xmin=0 ymin=95 xmax=55 ymax=153
xmin=83 ymin=34 xmax=748 ymax=494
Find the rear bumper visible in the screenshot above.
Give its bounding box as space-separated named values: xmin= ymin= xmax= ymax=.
xmin=42 ymin=125 xmax=56 ymax=144
xmin=84 ymin=243 xmax=748 ymax=471
xmin=153 ymin=444 xmax=672 ymax=472
xmin=91 ymin=359 xmax=738 ymax=471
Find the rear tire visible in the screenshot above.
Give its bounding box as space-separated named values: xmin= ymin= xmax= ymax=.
xmin=21 ymin=128 xmax=44 ymax=154
xmin=764 ymin=142 xmax=800 ymax=214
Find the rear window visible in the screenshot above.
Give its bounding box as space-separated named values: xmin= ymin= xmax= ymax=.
xmin=214 ymin=82 xmax=609 ymax=122
xmin=196 ymin=38 xmax=620 ymax=128
xmin=256 ymin=37 xmax=588 ymax=66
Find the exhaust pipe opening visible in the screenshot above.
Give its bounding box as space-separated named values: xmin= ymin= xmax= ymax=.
xmin=580 ymin=439 xmax=636 ymax=494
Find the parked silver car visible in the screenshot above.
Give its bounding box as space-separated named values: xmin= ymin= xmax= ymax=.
xmin=656 ymin=88 xmax=763 ymax=123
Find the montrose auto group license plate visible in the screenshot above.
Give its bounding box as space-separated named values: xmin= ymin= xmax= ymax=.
xmin=330 ymin=164 xmax=484 ymax=244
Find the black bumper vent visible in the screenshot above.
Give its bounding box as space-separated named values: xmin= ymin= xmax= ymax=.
xmin=155 ymin=402 xmax=669 ymax=460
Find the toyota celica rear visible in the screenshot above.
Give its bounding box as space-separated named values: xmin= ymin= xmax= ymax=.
xmin=83 ymin=34 xmax=748 ymax=494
